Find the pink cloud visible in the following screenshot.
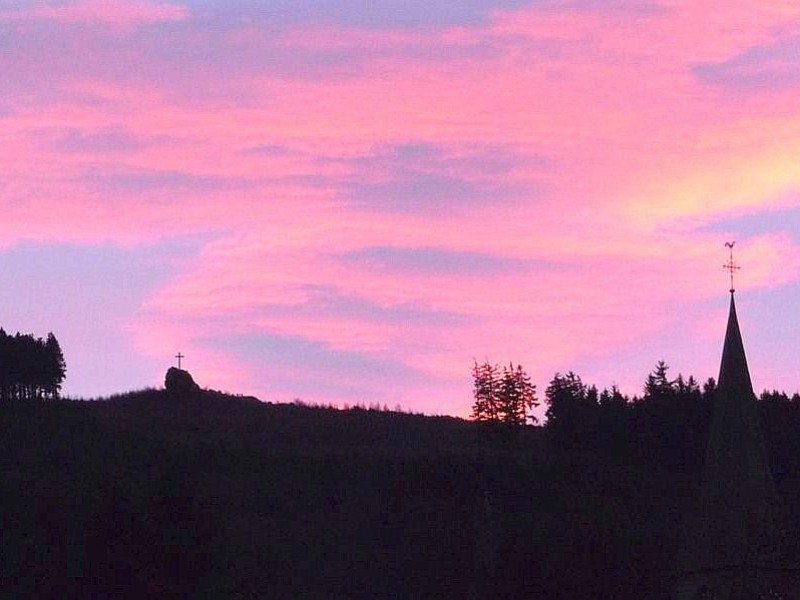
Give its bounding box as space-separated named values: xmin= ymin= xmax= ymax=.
xmin=31 ymin=0 xmax=187 ymax=27
xmin=132 ymin=223 xmax=800 ymax=410
xmin=4 ymin=0 xmax=800 ymax=411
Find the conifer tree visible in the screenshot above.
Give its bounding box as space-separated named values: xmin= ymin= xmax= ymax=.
xmin=471 ymin=360 xmax=500 ymax=422
xmin=544 ymin=371 xmax=588 ymax=426
xmin=471 ymin=361 xmax=538 ymax=425
xmin=644 ymin=360 xmax=674 ymax=398
xmin=44 ymin=333 xmax=66 ymax=399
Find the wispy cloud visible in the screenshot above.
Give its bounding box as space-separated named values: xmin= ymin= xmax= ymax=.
xmin=30 ymin=0 xmax=188 ymax=27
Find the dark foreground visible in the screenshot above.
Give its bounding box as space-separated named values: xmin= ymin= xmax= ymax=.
xmin=2 ymin=390 xmax=799 ymax=598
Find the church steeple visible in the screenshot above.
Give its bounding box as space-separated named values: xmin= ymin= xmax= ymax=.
xmin=676 ymin=249 xmax=789 ymax=599
xmin=699 ymin=289 xmax=778 ymax=571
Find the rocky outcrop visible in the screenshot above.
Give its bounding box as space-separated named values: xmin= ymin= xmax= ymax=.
xmin=165 ymin=367 xmax=200 ymax=395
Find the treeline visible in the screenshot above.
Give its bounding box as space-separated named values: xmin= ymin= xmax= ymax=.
xmin=0 ymin=329 xmax=66 ymax=401
xmin=538 ymin=361 xmax=713 ymax=468
xmin=539 ymin=361 xmax=800 ymax=475
xmin=474 ymin=359 xmax=800 ymax=470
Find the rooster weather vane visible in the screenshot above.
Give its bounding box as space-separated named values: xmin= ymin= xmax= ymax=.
xmin=723 ymin=241 xmax=740 ymax=294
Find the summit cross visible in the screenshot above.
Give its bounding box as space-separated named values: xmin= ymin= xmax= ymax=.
xmin=175 ymin=352 xmax=185 ymax=370
xmin=723 ymin=241 xmax=740 ymax=293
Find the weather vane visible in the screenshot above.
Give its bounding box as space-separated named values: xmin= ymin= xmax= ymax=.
xmin=723 ymin=241 xmax=740 ymax=294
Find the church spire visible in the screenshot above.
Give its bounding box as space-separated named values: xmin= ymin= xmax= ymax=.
xmin=699 ymin=248 xmax=777 ymax=571
xmin=716 ymin=241 xmax=754 ymax=401
xmin=676 ymin=246 xmax=785 ymax=599
xmin=717 ymin=292 xmax=753 ymax=397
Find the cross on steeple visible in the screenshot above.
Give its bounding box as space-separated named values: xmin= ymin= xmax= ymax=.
xmin=723 ymin=241 xmax=740 ymax=294
xmin=175 ymin=352 xmax=185 ymax=370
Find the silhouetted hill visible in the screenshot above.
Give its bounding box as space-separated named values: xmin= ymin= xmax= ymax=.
xmin=3 ymin=387 xmax=798 ymax=598
xmin=0 ymin=390 xmax=554 ymax=598
xmin=83 ymin=387 xmax=539 ymax=458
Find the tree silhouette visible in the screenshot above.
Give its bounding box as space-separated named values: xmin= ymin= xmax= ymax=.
xmin=0 ymin=329 xmax=66 ymax=401
xmin=471 ymin=361 xmax=537 ymax=425
xmin=498 ymin=362 xmax=538 ymax=425
xmin=44 ymin=332 xmax=67 ymax=399
xmin=471 ymin=360 xmax=500 ymax=422
xmin=643 ymin=359 xmax=673 ymax=398
xmin=599 ymin=384 xmax=626 ymax=409
xmin=544 ymin=371 xmax=596 ymax=444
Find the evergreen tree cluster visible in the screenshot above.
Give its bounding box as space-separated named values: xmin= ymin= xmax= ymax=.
xmin=471 ymin=360 xmax=538 ymax=425
xmin=0 ymin=329 xmax=66 ymax=401
xmin=538 ymin=362 xmax=718 ymax=469
xmin=469 ymin=359 xmax=724 ymax=464
xmin=470 ymin=357 xmax=800 ymax=479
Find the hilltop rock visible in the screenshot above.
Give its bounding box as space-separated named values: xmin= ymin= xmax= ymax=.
xmin=165 ymin=367 xmax=200 ymax=394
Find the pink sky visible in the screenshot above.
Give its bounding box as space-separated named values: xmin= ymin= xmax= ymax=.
xmin=3 ymin=0 xmax=800 ymax=416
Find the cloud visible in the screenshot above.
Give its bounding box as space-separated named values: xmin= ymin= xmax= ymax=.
xmin=4 ymin=0 xmax=800 ymax=412
xmin=51 ymin=128 xmax=147 ymax=154
xmin=31 ymin=0 xmax=188 ymax=27
xmin=328 ymin=142 xmax=546 ymax=214
xmin=339 ymin=246 xmax=533 ymax=276
xmin=183 ymin=0 xmax=535 ymax=29
xmin=214 ymin=332 xmax=435 ymax=402
xmin=694 ymin=34 xmax=800 ymax=93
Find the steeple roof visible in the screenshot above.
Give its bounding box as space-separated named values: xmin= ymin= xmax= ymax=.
xmin=717 ymin=293 xmax=754 ymax=396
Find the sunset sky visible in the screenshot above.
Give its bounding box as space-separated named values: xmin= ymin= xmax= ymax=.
xmin=3 ymin=0 xmax=800 ymax=415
